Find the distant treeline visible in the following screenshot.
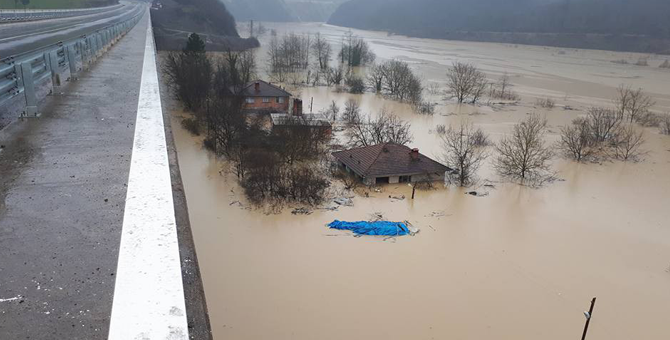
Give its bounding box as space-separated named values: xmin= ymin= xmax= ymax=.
xmin=328 ymin=0 xmax=670 ymax=53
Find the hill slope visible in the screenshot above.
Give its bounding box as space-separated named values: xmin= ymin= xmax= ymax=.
xmin=223 ymin=0 xmax=295 ymax=22
xmin=152 ymin=0 xmax=259 ymax=51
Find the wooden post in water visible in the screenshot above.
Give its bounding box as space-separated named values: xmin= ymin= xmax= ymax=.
xmin=310 ymin=97 xmax=314 ymax=113
xmin=411 ymin=185 xmax=416 ymax=200
xmin=581 ymin=297 xmax=596 ymax=340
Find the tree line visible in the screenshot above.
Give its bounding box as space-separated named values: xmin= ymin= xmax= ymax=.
xmin=438 ymin=81 xmax=668 ymax=188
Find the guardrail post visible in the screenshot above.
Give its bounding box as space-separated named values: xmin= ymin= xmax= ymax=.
xmin=20 ymin=61 xmax=38 ymax=117
xmin=81 ymin=40 xmax=90 ymax=68
xmin=66 ymin=44 xmax=78 ymax=80
xmin=48 ymin=50 xmax=62 ymax=86
xmin=96 ymin=33 xmax=103 ymax=56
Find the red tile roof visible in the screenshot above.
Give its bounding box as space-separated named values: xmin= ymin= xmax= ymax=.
xmin=239 ymin=80 xmax=292 ymax=97
xmin=332 ymin=143 xmax=450 ymax=178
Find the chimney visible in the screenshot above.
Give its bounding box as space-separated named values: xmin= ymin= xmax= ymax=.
xmin=254 ymin=81 xmax=260 ymax=93
xmin=293 ymin=98 xmax=303 ymax=116
xmin=410 ymin=148 xmax=419 ymax=161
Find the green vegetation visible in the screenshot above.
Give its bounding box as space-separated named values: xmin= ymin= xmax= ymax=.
xmin=0 ymin=0 xmax=116 ymax=9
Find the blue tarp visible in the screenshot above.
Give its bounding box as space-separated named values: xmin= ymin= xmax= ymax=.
xmin=327 ymin=220 xmax=410 ymax=236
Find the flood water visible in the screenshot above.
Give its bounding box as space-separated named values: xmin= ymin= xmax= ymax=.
xmin=171 ymin=22 xmax=670 ymax=340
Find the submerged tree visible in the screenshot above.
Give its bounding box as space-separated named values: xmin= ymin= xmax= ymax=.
xmin=559 ymin=118 xmax=596 ymax=162
xmin=614 ymin=85 xmax=655 ymax=123
xmin=446 ymin=62 xmax=487 ymax=104
xmin=494 ymin=114 xmax=553 ymax=184
xmin=339 ymin=31 xmax=375 ymax=67
xmin=311 ymin=33 xmax=332 ymax=70
xmin=440 ymin=122 xmax=489 ymax=187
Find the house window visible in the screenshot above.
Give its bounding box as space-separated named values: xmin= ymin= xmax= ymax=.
xmin=245 ymin=97 xmax=255 ymax=104
xmin=263 ymin=97 xmax=270 ymax=103
xmin=277 ymin=97 xmax=285 ymax=104
xmin=399 ymin=176 xmax=412 ymax=183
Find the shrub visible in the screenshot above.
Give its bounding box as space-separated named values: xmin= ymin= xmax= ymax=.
xmin=535 ymin=98 xmax=555 ymax=109
xmin=472 ymin=128 xmax=491 ymax=147
xmin=414 ymin=101 xmax=436 ymax=115
xmin=660 ymin=114 xmax=670 ymax=135
xmin=636 ymin=111 xmax=661 ymax=127
xmin=346 ymin=75 xmax=366 ymax=94
xmin=181 ymin=117 xmax=200 ymax=135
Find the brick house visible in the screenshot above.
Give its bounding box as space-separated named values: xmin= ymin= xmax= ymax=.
xmin=332 ymin=143 xmax=451 ymax=185
xmin=239 ymin=80 xmax=291 ymax=113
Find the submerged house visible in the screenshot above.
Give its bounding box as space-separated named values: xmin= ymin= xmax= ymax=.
xmin=239 ymin=80 xmax=291 ymax=113
xmin=332 ymin=143 xmax=451 ymax=185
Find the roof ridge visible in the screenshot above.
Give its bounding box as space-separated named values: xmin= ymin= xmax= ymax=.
xmin=246 ymin=79 xmax=291 ymax=96
xmin=362 ymin=143 xmax=389 ymax=176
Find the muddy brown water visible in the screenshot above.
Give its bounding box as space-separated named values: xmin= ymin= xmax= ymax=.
xmin=171 ymin=23 xmax=670 ymax=340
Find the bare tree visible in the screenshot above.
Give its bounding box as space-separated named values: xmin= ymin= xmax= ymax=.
xmin=446 ymin=62 xmax=487 ymax=104
xmin=342 ymin=99 xmax=361 ymax=125
xmin=586 ymin=107 xmax=621 ymax=143
xmin=311 ymin=33 xmax=332 ymax=70
xmin=339 ymin=31 xmax=376 ymax=67
xmin=494 ymin=114 xmax=553 ymax=184
xmin=345 ymin=110 xmax=413 ymax=147
xmin=378 ymin=59 xmax=423 ymax=104
xmin=238 ymin=49 xmax=257 ymax=84
xmin=614 ymin=85 xmax=655 ymax=122
xmin=489 ymin=73 xmax=520 ymax=101
xmin=559 ymin=118 xmax=596 ymax=162
xmin=440 ymin=122 xmax=489 ymax=187
xmin=324 ymin=101 xmax=340 ymax=122
xmin=611 ymin=125 xmax=645 ymax=161
xmin=267 ymin=32 xmax=311 ymax=79
xmin=326 ymin=65 xmax=344 ymax=87
xmin=367 ymin=63 xmax=385 ymax=93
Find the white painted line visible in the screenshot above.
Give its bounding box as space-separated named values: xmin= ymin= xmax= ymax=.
xmin=108 ymin=15 xmax=188 ymax=340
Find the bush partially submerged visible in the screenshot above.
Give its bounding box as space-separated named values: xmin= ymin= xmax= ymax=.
xmin=558 ymin=107 xmax=646 ymax=162
xmin=535 ymin=98 xmax=555 ymax=109
xmin=660 ymin=114 xmax=670 ymax=135
xmin=181 ymin=117 xmax=200 ymax=135
xmin=345 ymin=74 xmax=366 ymax=94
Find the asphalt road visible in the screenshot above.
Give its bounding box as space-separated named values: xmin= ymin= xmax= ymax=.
xmin=0 ymin=9 xmax=211 ymax=339
xmin=0 ymin=1 xmax=143 ymax=58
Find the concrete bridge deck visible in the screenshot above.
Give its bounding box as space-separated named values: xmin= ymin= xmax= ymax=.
xmin=0 ymin=10 xmax=211 ymax=340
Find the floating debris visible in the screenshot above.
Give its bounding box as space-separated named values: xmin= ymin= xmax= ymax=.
xmin=333 ymin=197 xmax=353 ymax=206
xmin=466 ymin=191 xmax=489 ymax=197
xmin=291 ymin=207 xmax=312 ymax=215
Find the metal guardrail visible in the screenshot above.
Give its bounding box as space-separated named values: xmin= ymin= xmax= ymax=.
xmin=0 ymin=8 xmax=143 ymax=117
xmin=0 ymin=4 xmax=123 ymax=23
